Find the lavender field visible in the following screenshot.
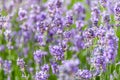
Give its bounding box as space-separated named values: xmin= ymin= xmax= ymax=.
xmin=0 ymin=0 xmax=120 ymax=80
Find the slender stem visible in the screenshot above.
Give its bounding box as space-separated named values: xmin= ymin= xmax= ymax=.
xmin=64 ymin=51 xmax=67 ymax=60
xmin=22 ymin=71 xmax=28 ymax=80
xmin=7 ymin=73 xmax=11 ymax=80
xmin=8 ymin=49 xmax=11 ymax=60
xmin=44 ymin=56 xmax=46 ymax=64
xmin=36 ymin=62 xmax=39 ymax=72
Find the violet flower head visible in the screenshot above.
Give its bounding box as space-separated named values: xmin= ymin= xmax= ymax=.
xmin=65 ymin=10 xmax=74 ymax=27
xmin=34 ymin=50 xmax=48 ymax=63
xmin=72 ymin=35 xmax=85 ymax=51
xmin=76 ymin=20 xmax=84 ymax=30
xmin=55 ymin=0 xmax=63 ymax=8
xmin=94 ymin=56 xmax=107 ymax=71
xmin=0 ymin=45 xmax=5 ymax=51
xmin=17 ymin=58 xmax=25 ymax=71
xmin=63 ymin=29 xmax=75 ymax=41
xmin=18 ymin=8 xmax=27 ymax=21
xmin=75 ymin=69 xmax=92 ymax=79
xmin=35 ymin=71 xmax=49 ymax=80
xmin=91 ymin=46 xmax=107 ymax=72
xmin=36 ymin=12 xmax=47 ymax=21
xmin=3 ymin=60 xmax=12 ymax=74
xmin=73 ymin=2 xmax=85 ymax=15
xmin=86 ymin=0 xmax=91 ymax=6
xmin=49 ymin=45 xmax=64 ymax=60
xmin=102 ymin=12 xmax=110 ymax=24
xmin=114 ymin=2 xmax=120 ymax=16
xmin=41 ymin=64 xmax=49 ymax=72
xmin=35 ymin=33 xmax=46 ymax=46
xmin=91 ymin=7 xmax=100 ymax=26
xmin=99 ymin=0 xmax=107 ymax=7
xmin=4 ymin=30 xmax=13 ymax=41
xmin=114 ymin=2 xmax=120 ymax=26
xmin=53 ymin=13 xmax=64 ymax=28
xmin=73 ymin=2 xmax=85 ymax=20
xmin=59 ymin=59 xmax=80 ymax=75
xmin=51 ymin=61 xmax=59 ymax=74
xmin=103 ymin=29 xmax=119 ymax=62
xmin=23 ymin=47 xmax=29 ymax=58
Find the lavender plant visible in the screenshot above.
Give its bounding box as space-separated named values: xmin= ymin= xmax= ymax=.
xmin=0 ymin=0 xmax=120 ymax=80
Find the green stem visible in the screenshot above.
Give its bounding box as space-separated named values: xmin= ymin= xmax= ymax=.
xmin=64 ymin=51 xmax=67 ymax=60
xmin=36 ymin=63 xmax=39 ymax=72
xmin=23 ymin=71 xmax=28 ymax=80
xmin=44 ymin=56 xmax=46 ymax=64
xmin=8 ymin=49 xmax=11 ymax=60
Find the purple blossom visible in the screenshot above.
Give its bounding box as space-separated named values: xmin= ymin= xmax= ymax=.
xmin=49 ymin=45 xmax=64 ymax=60
xmin=91 ymin=7 xmax=100 ymax=26
xmin=18 ymin=8 xmax=27 ymax=21
xmin=23 ymin=47 xmax=29 ymax=58
xmin=63 ymin=29 xmax=76 ymax=40
xmin=75 ymin=69 xmax=92 ymax=79
xmin=73 ymin=2 xmax=85 ymax=15
xmin=0 ymin=0 xmax=119 ymax=80
xmin=114 ymin=2 xmax=120 ymax=16
xmin=72 ymin=35 xmax=85 ymax=51
xmin=35 ymin=71 xmax=49 ymax=80
xmin=51 ymin=61 xmax=59 ymax=74
xmin=3 ymin=60 xmax=12 ymax=74
xmin=114 ymin=2 xmax=120 ymax=26
xmin=17 ymin=58 xmax=25 ymax=71
xmin=35 ymin=33 xmax=46 ymax=46
xmin=0 ymin=45 xmax=5 ymax=51
xmin=34 ymin=50 xmax=48 ymax=63
xmin=59 ymin=59 xmax=80 ymax=74
xmin=41 ymin=64 xmax=49 ymax=72
xmin=102 ymin=12 xmax=110 ymax=24
xmin=65 ymin=10 xmax=74 ymax=27
xmin=76 ymin=20 xmax=84 ymax=30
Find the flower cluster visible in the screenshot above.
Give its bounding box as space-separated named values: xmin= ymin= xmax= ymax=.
xmin=0 ymin=0 xmax=119 ymax=80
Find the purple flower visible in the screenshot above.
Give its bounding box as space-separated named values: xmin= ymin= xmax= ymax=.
xmin=99 ymin=0 xmax=107 ymax=7
xmin=0 ymin=45 xmax=5 ymax=51
xmin=73 ymin=2 xmax=85 ymax=20
xmin=35 ymin=33 xmax=46 ymax=46
xmin=114 ymin=2 xmax=120 ymax=16
xmin=41 ymin=64 xmax=49 ymax=72
xmin=35 ymin=71 xmax=49 ymax=80
xmin=36 ymin=12 xmax=47 ymax=21
xmin=17 ymin=58 xmax=25 ymax=71
xmin=102 ymin=12 xmax=110 ymax=24
xmin=51 ymin=61 xmax=59 ymax=74
xmin=53 ymin=13 xmax=63 ymax=28
xmin=91 ymin=7 xmax=100 ymax=26
xmin=23 ymin=47 xmax=29 ymax=58
xmin=63 ymin=29 xmax=76 ymax=40
xmin=59 ymin=59 xmax=80 ymax=74
xmin=114 ymin=2 xmax=120 ymax=26
xmin=75 ymin=69 xmax=92 ymax=79
xmin=18 ymin=8 xmax=27 ymax=21
xmin=3 ymin=60 xmax=11 ymax=74
xmin=49 ymin=45 xmax=64 ymax=60
xmin=65 ymin=10 xmax=73 ymax=27
xmin=4 ymin=30 xmax=13 ymax=41
xmin=72 ymin=35 xmax=85 ymax=51
xmin=86 ymin=0 xmax=91 ymax=6
xmin=34 ymin=50 xmax=47 ymax=63
xmin=76 ymin=20 xmax=84 ymax=30
xmin=73 ymin=2 xmax=85 ymax=15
